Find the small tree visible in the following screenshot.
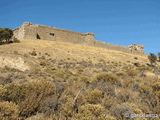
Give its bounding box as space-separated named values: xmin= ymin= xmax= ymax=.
xmin=0 ymin=28 xmax=13 ymax=42
xmin=0 ymin=28 xmax=3 ymax=44
xmin=3 ymin=28 xmax=13 ymax=42
xmin=158 ymin=52 xmax=160 ymax=62
xmin=148 ymin=53 xmax=157 ymax=66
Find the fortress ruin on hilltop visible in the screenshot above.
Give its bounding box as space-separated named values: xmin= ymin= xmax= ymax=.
xmin=13 ymin=22 xmax=144 ymax=54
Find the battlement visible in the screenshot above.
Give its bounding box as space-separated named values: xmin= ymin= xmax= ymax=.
xmin=13 ymin=22 xmax=144 ymax=54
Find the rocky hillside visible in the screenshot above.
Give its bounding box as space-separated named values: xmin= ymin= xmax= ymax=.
xmin=0 ymin=39 xmax=159 ymax=120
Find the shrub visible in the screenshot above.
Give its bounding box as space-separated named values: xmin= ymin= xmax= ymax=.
xmin=115 ymin=71 xmax=127 ymax=77
xmin=0 ymin=101 xmax=19 ymax=120
xmin=148 ymin=53 xmax=157 ymax=65
xmin=111 ymin=104 xmax=134 ymax=120
xmin=40 ymin=61 xmax=46 ymax=66
xmin=40 ymin=97 xmax=58 ymax=117
xmin=80 ymin=76 xmax=90 ymax=84
xmin=75 ymin=104 xmax=105 ymax=119
xmin=102 ymin=95 xmax=118 ymax=110
xmin=94 ymin=73 xmax=118 ymax=84
xmin=155 ymin=91 xmax=160 ymax=99
xmin=30 ymin=68 xmax=40 ymax=75
xmin=1 ymin=83 xmax=30 ymax=103
xmin=45 ymin=52 xmax=50 ymax=56
xmin=134 ymin=57 xmax=138 ymax=60
xmin=98 ymin=114 xmax=116 ymax=120
xmin=1 ymin=81 xmax=55 ymax=117
xmin=133 ymin=62 xmax=140 ymax=67
xmin=30 ymin=50 xmax=37 ymax=56
xmin=44 ymin=67 xmax=56 ymax=75
xmin=55 ymin=71 xmax=70 ymax=79
xmin=125 ymin=69 xmax=139 ymax=77
xmin=19 ymin=81 xmax=55 ymax=117
xmin=152 ymin=82 xmax=160 ymax=91
xmin=141 ymin=93 xmax=159 ymax=110
xmin=86 ymin=89 xmax=102 ymax=104
xmin=129 ymin=82 xmax=139 ymax=91
xmin=124 ymin=103 xmax=143 ymax=114
xmin=0 ymin=75 xmax=12 ymax=85
xmin=123 ymin=78 xmax=136 ymax=87
xmin=23 ymin=53 xmax=28 ymax=57
xmin=89 ymin=81 xmax=116 ymax=96
xmin=139 ymin=84 xmax=152 ymax=94
xmin=116 ymin=88 xmax=136 ymax=103
xmin=13 ymin=50 xmax=18 ymax=55
xmin=13 ymin=38 xmax=20 ymax=43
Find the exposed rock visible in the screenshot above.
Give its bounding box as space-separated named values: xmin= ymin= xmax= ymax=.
xmin=0 ymin=55 xmax=29 ymax=71
xmin=128 ymin=44 xmax=144 ymax=54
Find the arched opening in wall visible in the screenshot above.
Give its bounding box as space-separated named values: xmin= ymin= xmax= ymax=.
xmin=36 ymin=33 xmax=41 ymax=39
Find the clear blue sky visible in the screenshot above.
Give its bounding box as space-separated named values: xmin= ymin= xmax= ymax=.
xmin=0 ymin=0 xmax=159 ymax=55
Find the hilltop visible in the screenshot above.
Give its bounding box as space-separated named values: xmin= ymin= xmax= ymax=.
xmin=0 ymin=39 xmax=159 ymax=120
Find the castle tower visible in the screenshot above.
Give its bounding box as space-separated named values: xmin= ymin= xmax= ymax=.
xmin=84 ymin=32 xmax=95 ymax=45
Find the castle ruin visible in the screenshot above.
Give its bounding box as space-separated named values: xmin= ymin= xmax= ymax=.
xmin=13 ymin=22 xmax=144 ymax=54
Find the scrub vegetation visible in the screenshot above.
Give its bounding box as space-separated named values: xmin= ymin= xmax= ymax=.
xmin=0 ymin=39 xmax=159 ymax=120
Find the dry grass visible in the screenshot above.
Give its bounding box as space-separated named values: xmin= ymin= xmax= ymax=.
xmin=0 ymin=39 xmax=148 ymax=64
xmin=0 ymin=39 xmax=160 ymax=119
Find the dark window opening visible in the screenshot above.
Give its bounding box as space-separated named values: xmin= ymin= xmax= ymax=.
xmin=50 ymin=33 xmax=54 ymax=36
xmin=36 ymin=33 xmax=40 ymax=39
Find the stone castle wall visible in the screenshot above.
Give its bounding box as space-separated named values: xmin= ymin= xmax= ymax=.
xmin=13 ymin=22 xmax=144 ymax=54
xmin=13 ymin=22 xmax=95 ymax=45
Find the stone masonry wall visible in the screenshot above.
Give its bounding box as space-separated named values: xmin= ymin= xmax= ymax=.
xmin=13 ymin=22 xmax=144 ymax=54
xmin=14 ymin=22 xmax=95 ymax=45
